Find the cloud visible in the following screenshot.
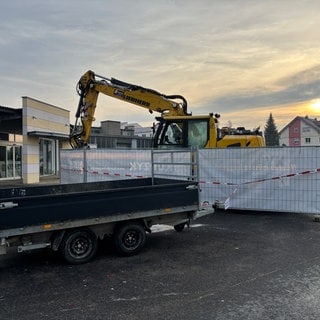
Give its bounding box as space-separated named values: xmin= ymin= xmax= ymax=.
xmin=199 ymin=65 xmax=320 ymax=113
xmin=1 ymin=0 xmax=320 ymax=131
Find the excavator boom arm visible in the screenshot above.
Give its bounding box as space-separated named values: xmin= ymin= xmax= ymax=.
xmin=70 ymin=70 xmax=188 ymax=148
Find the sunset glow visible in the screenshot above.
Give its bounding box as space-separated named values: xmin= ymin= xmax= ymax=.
xmin=1 ymin=1 xmax=320 ymax=131
xmin=309 ymin=99 xmax=320 ymax=112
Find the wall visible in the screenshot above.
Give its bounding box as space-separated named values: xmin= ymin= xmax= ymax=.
xmin=22 ymin=97 xmax=70 ymax=183
xmin=301 ymin=123 xmax=320 ymax=146
xmin=288 ymin=118 xmax=301 ymax=146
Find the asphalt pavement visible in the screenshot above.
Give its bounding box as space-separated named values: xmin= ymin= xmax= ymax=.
xmin=1 ymin=210 xmax=320 ymax=320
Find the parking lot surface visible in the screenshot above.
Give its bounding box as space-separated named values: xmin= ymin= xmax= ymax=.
xmin=1 ymin=210 xmax=320 ymax=320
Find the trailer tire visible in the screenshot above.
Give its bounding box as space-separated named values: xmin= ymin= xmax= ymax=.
xmin=114 ymin=222 xmax=146 ymax=256
xmin=60 ymin=228 xmax=98 ymax=264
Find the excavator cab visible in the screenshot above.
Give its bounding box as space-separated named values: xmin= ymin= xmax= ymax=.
xmin=154 ymin=117 xmax=210 ymax=149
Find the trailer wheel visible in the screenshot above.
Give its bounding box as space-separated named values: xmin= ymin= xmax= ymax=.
xmin=174 ymin=223 xmax=185 ymax=232
xmin=60 ymin=228 xmax=98 ymax=264
xmin=114 ymin=222 xmax=146 ymax=256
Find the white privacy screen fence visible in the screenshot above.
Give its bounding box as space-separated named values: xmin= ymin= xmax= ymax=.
xmin=61 ymin=147 xmax=320 ymax=214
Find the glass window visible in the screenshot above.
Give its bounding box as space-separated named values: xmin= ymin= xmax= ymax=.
xmin=0 ymin=146 xmax=5 ymax=178
xmin=156 ymin=119 xmax=209 ymax=148
xmin=187 ymin=120 xmax=209 ymax=148
xmin=15 ymin=134 xmax=23 ymax=143
xmin=15 ymin=146 xmax=22 ymax=177
xmin=7 ymin=146 xmax=14 ymax=177
xmin=165 ymin=123 xmax=183 ymax=145
xmin=0 ymin=145 xmax=22 ymax=179
xmin=40 ymin=139 xmax=55 ymax=176
xmin=157 ymin=121 xmax=184 ymax=147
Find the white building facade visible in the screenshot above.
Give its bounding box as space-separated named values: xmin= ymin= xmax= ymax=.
xmin=0 ymin=97 xmax=70 ymax=184
xmin=279 ymin=116 xmax=320 ymax=146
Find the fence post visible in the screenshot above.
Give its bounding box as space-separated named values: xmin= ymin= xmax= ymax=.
xmin=151 ymin=149 xmax=155 ymax=185
xmin=83 ymin=149 xmax=87 ymax=183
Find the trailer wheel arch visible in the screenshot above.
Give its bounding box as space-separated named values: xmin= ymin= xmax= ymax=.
xmin=113 ymin=221 xmax=146 ymax=256
xmin=51 ymin=230 xmax=66 ymax=251
xmin=59 ymin=228 xmax=98 ymax=264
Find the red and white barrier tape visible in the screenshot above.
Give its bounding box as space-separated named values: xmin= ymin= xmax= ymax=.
xmin=200 ymin=168 xmax=320 ymax=209
xmin=61 ymin=167 xmax=147 ymax=179
xmin=199 ymin=168 xmax=320 ymax=187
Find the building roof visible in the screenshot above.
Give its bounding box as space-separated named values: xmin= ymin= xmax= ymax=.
xmin=27 ymin=131 xmax=70 ymax=140
xmin=279 ymin=116 xmax=320 ymax=134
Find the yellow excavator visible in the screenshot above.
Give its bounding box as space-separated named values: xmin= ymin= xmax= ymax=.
xmin=70 ymin=70 xmax=265 ymax=149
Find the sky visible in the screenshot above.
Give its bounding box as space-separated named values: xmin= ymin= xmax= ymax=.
xmin=1 ymin=0 xmax=320 ymax=131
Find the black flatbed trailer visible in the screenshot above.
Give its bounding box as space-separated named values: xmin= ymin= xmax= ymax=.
xmin=0 ymin=177 xmax=211 ymax=264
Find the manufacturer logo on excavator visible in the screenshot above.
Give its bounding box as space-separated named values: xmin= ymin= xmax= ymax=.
xmin=114 ymin=89 xmax=150 ymax=107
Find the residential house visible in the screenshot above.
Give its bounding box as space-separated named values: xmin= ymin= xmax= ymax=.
xmin=279 ymin=116 xmax=320 ymax=146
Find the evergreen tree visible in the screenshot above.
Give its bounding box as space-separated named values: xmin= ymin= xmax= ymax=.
xmin=264 ymin=113 xmax=279 ymax=146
